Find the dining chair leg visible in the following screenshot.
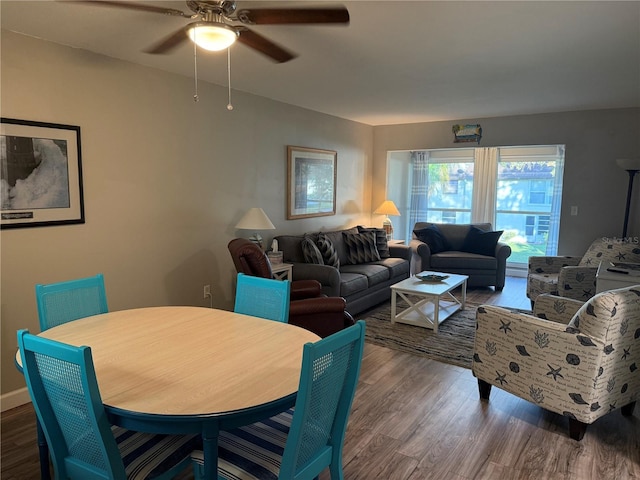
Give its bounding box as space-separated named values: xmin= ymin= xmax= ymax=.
xmin=36 ymin=419 xmax=51 ymax=480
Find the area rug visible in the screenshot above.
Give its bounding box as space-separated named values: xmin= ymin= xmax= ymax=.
xmin=359 ymin=299 xmax=483 ymax=369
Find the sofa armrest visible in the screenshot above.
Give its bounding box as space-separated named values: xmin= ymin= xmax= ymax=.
xmin=409 ymin=239 xmax=431 ymax=274
xmin=389 ymin=243 xmax=412 ymax=262
xmin=290 ymin=262 xmax=341 ymax=297
xmin=494 ymin=241 xmax=512 ymax=290
xmin=528 ymin=256 xmax=581 ymax=274
xmin=495 ymin=242 xmax=512 ymax=261
xmin=557 ymin=266 xmax=598 ymax=301
xmin=533 ymin=293 xmax=584 ymax=324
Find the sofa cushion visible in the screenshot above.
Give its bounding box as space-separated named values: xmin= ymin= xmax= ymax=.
xmin=431 ymin=251 xmax=498 ymax=270
xmin=340 ymin=264 xmax=389 ymax=287
xmin=461 ymin=226 xmax=503 ymax=256
xmin=357 ymin=226 xmax=390 ymax=258
xmin=413 ymin=224 xmax=451 ymax=253
xmin=372 ymin=257 xmax=411 ymax=278
xmin=301 ymin=236 xmax=324 ymax=264
xmin=317 ymin=233 xmax=340 ymax=269
xmin=343 ymin=231 xmax=381 ymax=264
xmin=338 ymin=272 xmax=369 ymax=297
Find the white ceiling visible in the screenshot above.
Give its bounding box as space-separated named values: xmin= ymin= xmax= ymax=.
xmin=2 ymin=0 xmax=639 ymax=126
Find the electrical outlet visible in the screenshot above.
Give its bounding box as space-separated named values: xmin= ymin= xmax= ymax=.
xmin=571 ymin=206 xmax=578 ymax=216
xmin=203 ymin=284 xmax=211 ymax=299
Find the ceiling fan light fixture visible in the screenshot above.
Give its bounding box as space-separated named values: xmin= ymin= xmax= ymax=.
xmin=188 ymin=22 xmax=237 ymax=51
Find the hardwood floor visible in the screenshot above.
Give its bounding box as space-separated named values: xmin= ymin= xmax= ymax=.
xmin=3 ymin=277 xmax=638 ymax=480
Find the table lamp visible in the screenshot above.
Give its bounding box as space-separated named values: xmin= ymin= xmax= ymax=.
xmin=235 ymin=208 xmax=275 ymax=249
xmin=616 ymin=158 xmax=640 ymax=238
xmin=374 ymin=200 xmax=401 ymax=240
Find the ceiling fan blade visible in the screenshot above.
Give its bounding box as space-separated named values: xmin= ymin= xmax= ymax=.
xmin=236 ymin=6 xmax=349 ymax=25
xmin=237 ymin=28 xmax=297 ymax=63
xmin=60 ymin=0 xmax=190 ymax=16
xmin=144 ymin=25 xmax=192 ymax=54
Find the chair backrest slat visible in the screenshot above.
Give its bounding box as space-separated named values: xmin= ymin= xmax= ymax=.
xmin=234 ymin=273 xmax=291 ymax=322
xmin=36 ymin=274 xmax=108 ymax=331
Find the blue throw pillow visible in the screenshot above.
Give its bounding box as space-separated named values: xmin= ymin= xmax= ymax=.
xmin=461 ymin=226 xmax=503 ymax=256
xmin=413 ymin=225 xmax=451 ymax=254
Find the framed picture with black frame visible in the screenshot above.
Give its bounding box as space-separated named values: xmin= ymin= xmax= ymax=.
xmin=1 ymin=118 xmax=85 ymax=229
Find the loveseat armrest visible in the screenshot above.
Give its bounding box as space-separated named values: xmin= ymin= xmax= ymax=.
xmin=494 ymin=241 xmax=512 ymax=290
xmin=389 ymin=243 xmax=412 ymax=262
xmin=557 ymin=266 xmax=598 ymax=301
xmin=533 ymin=294 xmax=584 ymax=324
xmin=290 ymin=262 xmax=341 ymax=297
xmin=495 ymin=242 xmax=512 ymax=260
xmin=528 ymin=256 xmax=581 ymax=274
xmin=409 ymin=239 xmax=431 ymax=274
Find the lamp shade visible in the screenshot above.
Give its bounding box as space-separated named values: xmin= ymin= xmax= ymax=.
xmin=374 ymin=200 xmax=401 ymax=216
xmin=616 ymin=158 xmax=640 ymax=171
xmin=188 ymin=22 xmax=237 ymax=51
xmin=235 ymin=208 xmax=275 ymax=230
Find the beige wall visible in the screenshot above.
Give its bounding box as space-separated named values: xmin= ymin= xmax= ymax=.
xmin=373 ymin=108 xmax=640 ymax=255
xmin=0 ymin=31 xmax=373 ymax=400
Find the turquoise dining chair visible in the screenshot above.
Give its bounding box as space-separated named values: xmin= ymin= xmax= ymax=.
xmin=191 ymin=320 xmax=366 ymax=480
xmin=234 ymin=272 xmax=291 ymax=322
xmin=35 ymin=273 xmax=109 ymax=331
xmin=34 ymin=273 xmax=110 ymax=479
xmin=17 ymin=329 xmax=201 ymax=480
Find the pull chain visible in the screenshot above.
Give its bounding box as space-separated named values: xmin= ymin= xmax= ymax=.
xmin=227 ymin=47 xmax=233 ymax=111
xmin=193 ymin=30 xmax=199 ymax=102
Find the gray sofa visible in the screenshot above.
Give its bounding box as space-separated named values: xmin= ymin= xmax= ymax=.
xmin=275 ymin=227 xmax=411 ymax=316
xmin=410 ymin=222 xmax=511 ymax=290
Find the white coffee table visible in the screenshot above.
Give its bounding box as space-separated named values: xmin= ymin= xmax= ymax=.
xmin=390 ymin=272 xmax=468 ymax=333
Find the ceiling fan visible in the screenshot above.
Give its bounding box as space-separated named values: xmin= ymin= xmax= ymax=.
xmin=67 ymin=0 xmax=350 ymax=63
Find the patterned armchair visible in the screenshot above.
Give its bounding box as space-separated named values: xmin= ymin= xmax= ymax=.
xmin=527 ymin=237 xmax=640 ymax=305
xmin=472 ymin=287 xmax=640 ymax=441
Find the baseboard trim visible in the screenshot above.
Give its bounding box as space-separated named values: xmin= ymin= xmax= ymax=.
xmin=1 ymin=387 xmax=31 ymax=412
xmin=507 ymin=267 xmax=527 ymax=278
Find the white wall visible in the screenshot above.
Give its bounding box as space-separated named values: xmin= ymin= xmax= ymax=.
xmin=372 ymin=109 xmax=640 ymax=255
xmin=0 ymin=31 xmax=373 ymax=399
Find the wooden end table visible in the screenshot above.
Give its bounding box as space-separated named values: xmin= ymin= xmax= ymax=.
xmin=390 ymin=272 xmax=468 ymax=333
xmin=271 ymin=262 xmax=293 ymax=281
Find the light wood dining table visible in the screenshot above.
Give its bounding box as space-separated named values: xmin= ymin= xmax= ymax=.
xmin=17 ymin=306 xmax=320 ymax=480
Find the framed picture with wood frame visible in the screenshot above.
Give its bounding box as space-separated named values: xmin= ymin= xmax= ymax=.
xmin=1 ymin=118 xmax=85 ymax=229
xmin=287 ymin=145 xmax=336 ymax=220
